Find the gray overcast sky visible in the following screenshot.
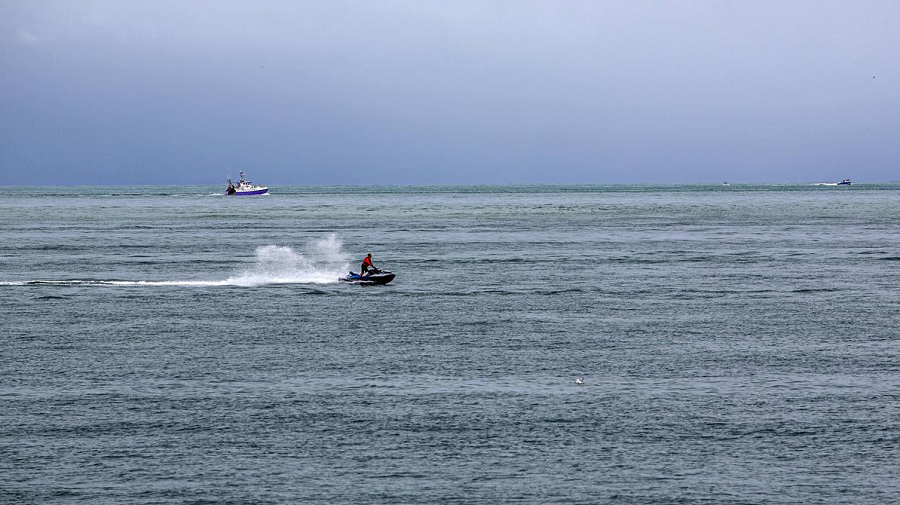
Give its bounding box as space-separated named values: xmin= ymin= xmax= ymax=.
xmin=0 ymin=0 xmax=897 ymax=185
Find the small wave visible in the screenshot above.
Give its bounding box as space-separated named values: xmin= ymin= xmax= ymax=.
xmin=791 ymin=287 xmax=841 ymax=293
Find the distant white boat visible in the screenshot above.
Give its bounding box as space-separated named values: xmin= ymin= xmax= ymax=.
xmin=837 ymin=179 xmax=851 ymax=186
xmin=226 ymin=171 xmax=268 ymax=195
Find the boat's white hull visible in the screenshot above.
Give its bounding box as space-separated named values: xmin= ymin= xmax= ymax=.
xmin=234 ymin=187 xmax=268 ymax=195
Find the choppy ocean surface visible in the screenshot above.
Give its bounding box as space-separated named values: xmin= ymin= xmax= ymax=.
xmin=1 ymin=183 xmax=898 ymax=504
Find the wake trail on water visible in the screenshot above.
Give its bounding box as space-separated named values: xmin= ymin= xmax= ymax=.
xmin=0 ymin=235 xmax=351 ymax=288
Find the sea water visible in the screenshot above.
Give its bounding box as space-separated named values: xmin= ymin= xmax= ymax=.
xmin=1 ymin=184 xmax=899 ymax=503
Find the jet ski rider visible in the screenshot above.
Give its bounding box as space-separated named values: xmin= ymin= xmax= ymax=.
xmin=360 ymin=253 xmax=377 ymax=277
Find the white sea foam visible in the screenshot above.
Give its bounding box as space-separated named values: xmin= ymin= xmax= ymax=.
xmin=1 ymin=235 xmax=351 ymax=288
xmin=226 ymin=235 xmax=349 ymax=286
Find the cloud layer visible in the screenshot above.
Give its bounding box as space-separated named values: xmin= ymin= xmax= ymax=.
xmin=1 ymin=1 xmax=897 ymax=184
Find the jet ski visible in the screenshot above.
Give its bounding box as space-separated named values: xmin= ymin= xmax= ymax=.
xmin=340 ymin=268 xmax=395 ymax=285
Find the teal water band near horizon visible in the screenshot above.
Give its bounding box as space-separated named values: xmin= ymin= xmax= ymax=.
xmin=1 ymin=181 xmax=897 ymax=196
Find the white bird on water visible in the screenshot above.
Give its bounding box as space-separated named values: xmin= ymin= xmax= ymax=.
xmin=575 ymin=377 xmax=584 ymax=385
